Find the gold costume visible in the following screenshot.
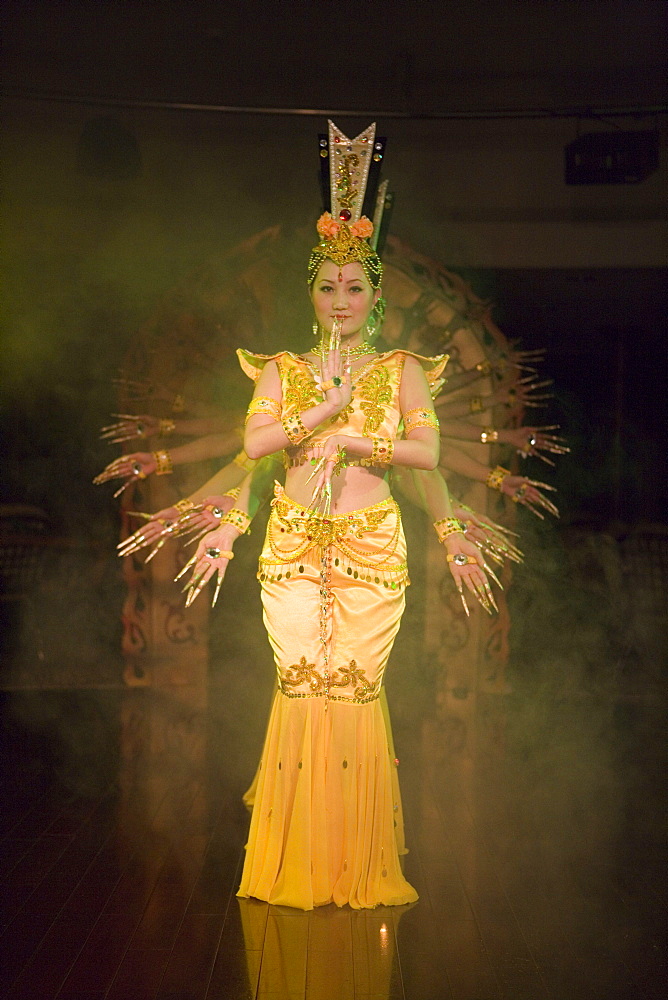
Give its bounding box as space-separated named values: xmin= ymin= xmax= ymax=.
xmin=237 ymin=349 xmax=444 ymax=909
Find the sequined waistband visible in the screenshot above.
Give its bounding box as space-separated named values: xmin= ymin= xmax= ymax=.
xmin=270 ymin=484 xmax=398 ymax=539
xmin=259 ymin=483 xmax=409 ymax=586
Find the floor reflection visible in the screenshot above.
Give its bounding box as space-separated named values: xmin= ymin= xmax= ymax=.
xmin=0 ymin=675 xmax=665 ymax=999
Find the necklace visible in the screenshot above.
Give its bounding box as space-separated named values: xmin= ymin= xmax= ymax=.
xmin=311 ymin=341 xmax=375 ymax=360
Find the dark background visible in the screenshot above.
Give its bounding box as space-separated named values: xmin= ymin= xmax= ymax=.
xmin=1 ymin=0 xmax=667 ymax=682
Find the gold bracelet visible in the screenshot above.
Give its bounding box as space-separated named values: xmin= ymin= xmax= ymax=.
xmin=232 ymin=449 xmax=257 ymax=473
xmin=282 ymin=413 xmax=310 ymax=445
xmin=174 ymin=498 xmax=195 ymax=513
xmin=159 ymin=418 xmax=176 ymax=436
xmin=480 ymin=427 xmax=499 ymax=444
xmin=486 ymin=465 xmax=510 ymax=492
xmin=368 ymin=436 xmax=394 ymax=465
xmin=221 ymin=508 xmax=251 ymax=534
xmin=469 ymin=396 xmax=484 ymax=413
xmin=153 ymin=450 xmax=173 ymax=475
xmin=433 ymin=517 xmax=466 ymax=543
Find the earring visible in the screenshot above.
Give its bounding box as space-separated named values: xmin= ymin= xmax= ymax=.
xmin=312 ymin=320 xmax=319 ymax=337
xmin=365 ymin=296 xmax=386 ymax=342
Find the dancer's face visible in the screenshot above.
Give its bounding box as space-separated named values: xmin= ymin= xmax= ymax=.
xmin=310 ymin=261 xmax=380 ymax=340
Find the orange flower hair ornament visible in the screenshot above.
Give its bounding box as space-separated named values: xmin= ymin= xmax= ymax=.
xmin=308 ymin=212 xmax=383 ymax=288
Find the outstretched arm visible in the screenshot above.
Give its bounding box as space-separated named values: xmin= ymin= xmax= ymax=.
xmin=94 ymin=428 xmax=244 ymax=493
xmin=439 ymin=441 xmax=558 ymax=519
xmin=180 ymin=456 xmax=279 ymax=607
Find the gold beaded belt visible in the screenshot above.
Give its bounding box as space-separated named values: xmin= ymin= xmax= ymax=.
xmin=258 ymin=484 xmax=409 ymax=589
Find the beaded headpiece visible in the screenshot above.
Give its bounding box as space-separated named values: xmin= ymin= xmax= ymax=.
xmin=307 ymin=120 xmax=389 ymax=289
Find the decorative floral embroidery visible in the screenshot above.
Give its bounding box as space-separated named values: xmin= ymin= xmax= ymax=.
xmin=281 ymin=360 xmax=320 ymax=413
xmin=281 ymin=656 xmax=326 ymax=694
xmin=331 ymin=659 xmax=379 ymax=700
xmin=279 ymin=657 xmax=380 ymax=703
xmin=330 ymin=403 xmax=355 ymax=424
xmin=355 ymin=366 xmax=393 ymax=435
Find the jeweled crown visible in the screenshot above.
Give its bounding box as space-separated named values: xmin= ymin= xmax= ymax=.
xmin=308 ymin=120 xmax=388 ymax=289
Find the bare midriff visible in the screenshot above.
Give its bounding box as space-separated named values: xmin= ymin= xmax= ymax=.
xmin=285 ymin=460 xmax=390 ymax=515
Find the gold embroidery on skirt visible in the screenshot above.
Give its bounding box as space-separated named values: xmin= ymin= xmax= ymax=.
xmin=279 ymin=656 xmax=381 ymax=704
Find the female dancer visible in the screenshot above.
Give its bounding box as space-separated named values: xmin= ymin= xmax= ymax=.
xmin=179 ymin=208 xmax=495 ymax=909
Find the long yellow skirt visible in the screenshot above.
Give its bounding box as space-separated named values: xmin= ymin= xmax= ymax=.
xmin=237 ymin=485 xmax=418 ymax=910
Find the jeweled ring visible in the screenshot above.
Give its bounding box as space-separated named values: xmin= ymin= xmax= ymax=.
xmin=447 ymin=553 xmax=478 ymax=566
xmin=205 ymin=547 xmax=221 ymax=559
xmin=515 ymin=483 xmax=528 ymax=499
xmin=320 ymin=375 xmax=348 ymax=392
xmin=528 ymin=435 xmax=537 ymax=447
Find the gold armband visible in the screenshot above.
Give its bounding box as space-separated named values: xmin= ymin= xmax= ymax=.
xmin=232 ymin=449 xmax=257 ymax=473
xmin=486 ymin=465 xmax=510 ymax=492
xmin=282 ymin=413 xmax=310 ymax=445
xmin=469 ymin=396 xmax=484 ymax=413
xmin=245 ymin=396 xmax=282 ymax=424
xmin=433 ymin=517 xmax=466 ymax=543
xmin=480 ymin=427 xmax=499 ymax=444
xmin=222 ymin=486 xmax=241 ymax=501
xmin=159 ymin=418 xmax=176 ymax=436
xmin=174 ymin=498 xmax=196 ymax=514
xmin=403 ymin=407 xmax=439 ymax=434
xmin=221 ymin=508 xmax=251 ymax=534
xmin=153 ymin=450 xmax=173 ymax=475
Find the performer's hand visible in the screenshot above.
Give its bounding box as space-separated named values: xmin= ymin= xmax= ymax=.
xmin=493 ymin=377 xmax=554 ymax=409
xmin=500 ymin=425 xmax=570 ymax=465
xmin=442 ymin=535 xmax=499 ymax=615
xmin=452 ymin=504 xmax=524 ymax=565
xmin=506 ymin=344 xmax=547 ymax=374
xmin=317 ymin=319 xmax=353 ymax=413
xmin=177 ymin=495 xmax=236 ymax=532
xmin=117 ymin=506 xmax=181 ymax=561
xmin=93 ymin=452 xmax=156 ymax=497
xmin=307 ymin=435 xmax=348 ymax=517
xmin=99 ymin=413 xmax=162 ymax=443
xmin=500 ymin=475 xmax=559 ymax=519
xmin=179 ymin=527 xmax=237 ymax=608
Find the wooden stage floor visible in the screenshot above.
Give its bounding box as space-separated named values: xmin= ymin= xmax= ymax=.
xmin=0 ymin=684 xmax=665 ymax=1000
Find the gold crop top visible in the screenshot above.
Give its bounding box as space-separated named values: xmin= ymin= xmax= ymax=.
xmin=238 ymin=348 xmax=447 ymax=465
